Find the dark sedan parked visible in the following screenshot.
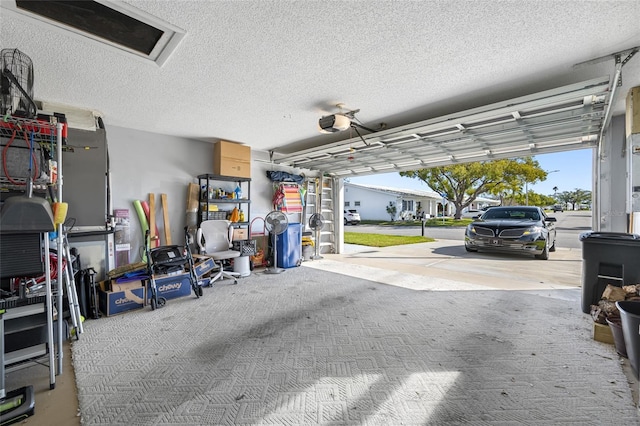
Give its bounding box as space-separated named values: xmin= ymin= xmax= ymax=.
xmin=464 ymin=206 xmax=557 ymax=260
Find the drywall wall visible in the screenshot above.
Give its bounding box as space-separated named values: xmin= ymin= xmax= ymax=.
xmin=107 ymin=125 xmax=214 ymax=262
xmin=105 ymin=125 xmax=307 ymax=264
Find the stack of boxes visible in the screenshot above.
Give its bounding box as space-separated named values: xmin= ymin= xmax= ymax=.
xmin=98 ymin=271 xmax=200 ymax=317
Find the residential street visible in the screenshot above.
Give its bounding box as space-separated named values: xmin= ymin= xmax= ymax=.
xmin=346 ymin=210 xmax=592 ymax=250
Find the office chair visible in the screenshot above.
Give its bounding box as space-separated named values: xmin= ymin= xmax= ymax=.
xmin=195 ymin=220 xmax=240 ymax=285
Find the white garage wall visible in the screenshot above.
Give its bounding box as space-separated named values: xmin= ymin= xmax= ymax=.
xmin=598 ymin=115 xmax=628 ymax=232
xmin=107 ymin=125 xmax=316 ymax=263
xmin=107 ymin=125 xmax=213 ymax=261
xmin=107 ymin=125 xmax=286 ymax=262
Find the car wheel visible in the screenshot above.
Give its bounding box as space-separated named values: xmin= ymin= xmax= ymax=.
xmin=549 ymin=239 xmax=556 ymax=252
xmin=465 ymin=245 xmax=477 ymax=252
xmin=344 ymin=218 xmax=347 ymax=225
xmin=535 ymin=242 xmax=549 ymax=260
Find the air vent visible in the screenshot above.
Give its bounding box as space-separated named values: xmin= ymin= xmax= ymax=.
xmin=3 ymin=1 xmax=185 ymax=66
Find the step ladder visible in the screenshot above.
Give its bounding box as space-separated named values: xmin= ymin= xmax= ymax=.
xmin=302 ymin=178 xmax=317 ymax=235
xmin=319 ymin=176 xmax=336 ymax=254
xmin=303 ymin=175 xmax=336 ymax=256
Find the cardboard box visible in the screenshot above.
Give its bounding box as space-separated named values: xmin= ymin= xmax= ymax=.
xmin=214 ymin=141 xmax=251 ymax=178
xmin=593 ymin=322 xmax=614 ymax=345
xmin=232 ymin=228 xmax=248 ymax=241
xmin=148 ymin=273 xmax=192 ymax=302
xmin=194 ymin=257 xmax=216 ymax=278
xmin=98 ymin=280 xmax=146 ymax=316
xmin=186 ymin=182 xmax=200 ymax=212
xmin=111 ymin=279 xmax=145 ymax=292
xmin=627 ymin=86 xmax=640 ymax=137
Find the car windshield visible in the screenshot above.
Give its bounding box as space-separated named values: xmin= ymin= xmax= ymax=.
xmin=481 ymin=208 xmax=539 ymax=221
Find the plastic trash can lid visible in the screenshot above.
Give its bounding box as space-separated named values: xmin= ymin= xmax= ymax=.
xmin=579 ymin=231 xmax=640 ymax=241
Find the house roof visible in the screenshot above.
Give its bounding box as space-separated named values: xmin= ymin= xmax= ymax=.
xmin=346 ymin=182 xmax=502 ymax=205
xmin=473 ymin=197 xmax=502 ymax=205
xmin=346 ymin=182 xmax=442 ymax=199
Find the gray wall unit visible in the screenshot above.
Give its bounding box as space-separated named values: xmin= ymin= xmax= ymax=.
xmin=62 ymin=128 xmax=108 ymax=227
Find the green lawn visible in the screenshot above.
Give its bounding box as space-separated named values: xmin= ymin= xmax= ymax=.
xmin=344 ymin=232 xmax=435 ymax=247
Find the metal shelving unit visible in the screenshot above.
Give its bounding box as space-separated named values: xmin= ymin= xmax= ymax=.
xmin=197 ymin=174 xmax=251 ymax=232
xmin=0 ymin=115 xmax=63 ymax=395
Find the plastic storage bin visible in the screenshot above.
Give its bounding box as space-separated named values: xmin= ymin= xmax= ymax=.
xmin=276 ymin=223 xmax=302 ymax=268
xmin=579 ymin=232 xmax=640 ymax=313
xmin=616 ymin=301 xmax=640 ymax=379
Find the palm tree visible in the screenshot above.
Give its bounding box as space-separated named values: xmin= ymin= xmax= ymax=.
xmin=552 ymin=186 xmax=558 ymax=199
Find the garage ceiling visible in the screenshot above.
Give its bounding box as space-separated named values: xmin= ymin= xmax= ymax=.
xmin=1 ymin=1 xmax=639 ymax=175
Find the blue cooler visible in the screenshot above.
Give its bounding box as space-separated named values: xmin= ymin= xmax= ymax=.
xmin=276 ymin=223 xmax=302 ymax=268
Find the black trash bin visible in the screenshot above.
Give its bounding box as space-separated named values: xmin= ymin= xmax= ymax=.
xmin=616 ymin=301 xmax=640 ymax=379
xmin=579 ymin=232 xmax=640 ymax=314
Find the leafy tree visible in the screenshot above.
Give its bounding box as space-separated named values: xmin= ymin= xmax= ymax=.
xmin=512 ymin=191 xmax=556 ymax=207
xmin=557 ymin=188 xmax=592 ymax=210
xmin=385 ymin=201 xmax=397 ymax=221
xmin=538 ymin=193 xmax=558 ymax=207
xmin=400 ymin=158 xmax=548 ymax=219
xmin=556 ymin=191 xmax=571 ymax=209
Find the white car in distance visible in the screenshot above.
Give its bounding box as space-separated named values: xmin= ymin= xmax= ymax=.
xmin=344 ymin=209 xmax=361 ymax=225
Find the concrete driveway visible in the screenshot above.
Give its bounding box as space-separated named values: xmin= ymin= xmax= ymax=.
xmin=317 ymin=239 xmax=582 ymax=294
xmin=327 ymin=210 xmax=589 ymax=294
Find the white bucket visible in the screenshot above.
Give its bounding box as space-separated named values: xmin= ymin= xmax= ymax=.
xmin=233 ymin=255 xmax=251 ymax=277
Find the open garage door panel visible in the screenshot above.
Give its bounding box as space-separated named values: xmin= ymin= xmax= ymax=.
xmin=274 ymin=77 xmax=611 ymax=177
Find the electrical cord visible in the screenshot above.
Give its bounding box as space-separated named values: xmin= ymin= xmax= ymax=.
xmin=1 ymin=128 xmax=39 ymax=185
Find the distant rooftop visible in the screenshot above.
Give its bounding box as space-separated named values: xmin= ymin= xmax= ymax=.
xmin=346 ymin=182 xmax=442 ymax=199
xmin=345 ymin=182 xmax=500 ymax=204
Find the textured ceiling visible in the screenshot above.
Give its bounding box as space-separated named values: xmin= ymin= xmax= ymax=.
xmin=1 ymin=0 xmax=639 ymax=161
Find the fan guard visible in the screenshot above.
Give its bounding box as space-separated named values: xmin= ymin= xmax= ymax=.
xmin=309 ymin=213 xmax=325 ymax=230
xmin=265 ymin=210 xmax=288 ymax=234
xmin=264 ymin=210 xmax=289 ymax=274
xmin=1 ymin=48 xmax=36 ymax=118
xmin=308 ymin=212 xmax=325 ymax=260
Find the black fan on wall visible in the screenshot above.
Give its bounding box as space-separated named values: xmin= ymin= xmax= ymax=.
xmin=308 ymin=213 xmax=325 ymax=260
xmin=1 ymin=48 xmax=37 ymax=118
xmin=264 ymin=210 xmax=288 ymax=274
